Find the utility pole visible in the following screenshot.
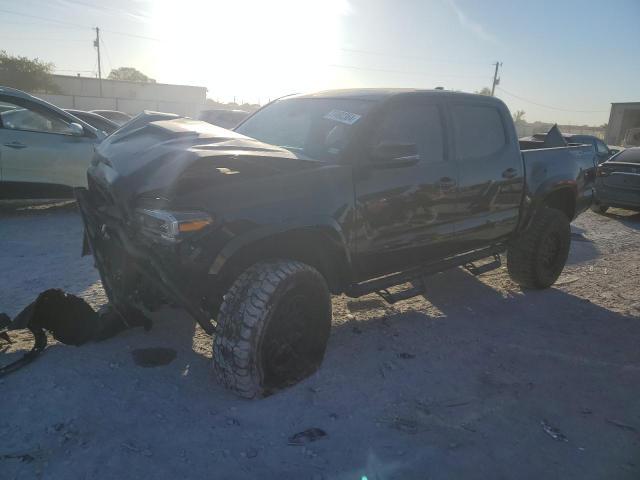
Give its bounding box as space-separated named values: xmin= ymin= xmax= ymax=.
xmin=94 ymin=27 xmax=102 ymax=97
xmin=491 ymin=61 xmax=502 ymax=96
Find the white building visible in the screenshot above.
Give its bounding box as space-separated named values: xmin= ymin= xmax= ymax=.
xmin=34 ymin=74 xmax=207 ymax=118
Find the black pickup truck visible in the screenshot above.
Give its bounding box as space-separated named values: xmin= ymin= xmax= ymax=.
xmin=76 ymin=89 xmax=596 ymax=398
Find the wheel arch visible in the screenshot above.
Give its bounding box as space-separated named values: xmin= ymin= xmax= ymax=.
xmin=540 ymin=186 xmax=577 ymax=220
xmin=209 ymin=220 xmax=353 ymax=296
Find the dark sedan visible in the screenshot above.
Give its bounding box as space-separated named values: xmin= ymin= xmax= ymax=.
xmin=592 ymin=147 xmax=640 ymax=213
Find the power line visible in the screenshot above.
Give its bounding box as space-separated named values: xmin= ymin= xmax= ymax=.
xmin=328 ymin=63 xmax=488 ymax=78
xmin=0 ymin=36 xmax=88 ymax=43
xmin=100 ymin=36 xmax=115 ymax=77
xmin=496 ymin=87 xmax=608 ymax=113
xmin=0 ymin=8 xmax=161 ymax=41
xmin=0 ymin=7 xmax=90 ymax=30
xmin=339 ymin=47 xmax=492 ymax=66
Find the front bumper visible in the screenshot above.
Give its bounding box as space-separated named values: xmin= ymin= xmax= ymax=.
xmin=74 ymin=187 xmax=216 ymax=334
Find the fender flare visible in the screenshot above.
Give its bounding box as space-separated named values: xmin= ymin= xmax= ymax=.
xmin=521 ymin=180 xmax=578 ymax=230
xmin=208 ymin=216 xmax=352 ymax=276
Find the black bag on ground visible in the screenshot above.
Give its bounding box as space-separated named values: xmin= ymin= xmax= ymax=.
xmin=12 ymin=289 xmax=100 ymax=345
xmin=0 ymin=289 xmax=146 ymax=378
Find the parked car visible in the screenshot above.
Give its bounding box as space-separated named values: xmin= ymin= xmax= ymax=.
xmin=592 ymin=147 xmax=640 ymax=213
xmin=622 ymin=127 xmax=640 ymax=147
xmin=76 ymin=89 xmax=596 ymax=398
xmin=65 ymin=109 xmax=119 ymax=135
xmin=0 ymin=86 xmax=106 ymax=199
xmin=89 ymin=110 xmax=132 ymax=126
xmin=198 ymin=108 xmax=249 ymax=129
xmin=523 ymin=132 xmax=617 ymax=164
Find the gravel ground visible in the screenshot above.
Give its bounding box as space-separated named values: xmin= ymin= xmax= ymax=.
xmin=1 ymin=202 xmax=639 ymax=480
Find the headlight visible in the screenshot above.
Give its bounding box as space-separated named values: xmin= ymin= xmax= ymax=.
xmin=135 ymin=209 xmax=213 ymax=243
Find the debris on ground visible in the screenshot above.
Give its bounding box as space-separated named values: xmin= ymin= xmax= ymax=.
xmin=541 ymin=419 xmax=569 ymax=442
xmin=121 ymin=442 xmax=153 ymax=457
xmin=397 ymin=352 xmax=416 ymax=359
xmin=389 ymin=417 xmax=421 ymax=435
xmin=0 ymin=289 xmax=151 ymax=377
xmin=288 ymin=428 xmax=327 ymax=446
xmin=605 ymin=419 xmax=638 ymax=433
xmin=131 ymin=347 xmax=177 ymax=367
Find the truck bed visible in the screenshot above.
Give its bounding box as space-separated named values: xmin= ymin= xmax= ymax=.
xmin=521 ymin=144 xmax=597 ymax=218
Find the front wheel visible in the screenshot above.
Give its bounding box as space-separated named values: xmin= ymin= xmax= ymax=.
xmin=507 ymin=207 xmax=571 ymax=289
xmin=213 ymin=260 xmax=332 ymax=398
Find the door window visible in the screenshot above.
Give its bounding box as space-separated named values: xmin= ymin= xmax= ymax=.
xmin=451 ymin=105 xmax=506 ymax=160
xmin=372 ymin=102 xmax=444 ymax=162
xmin=0 ymin=98 xmax=75 ymax=135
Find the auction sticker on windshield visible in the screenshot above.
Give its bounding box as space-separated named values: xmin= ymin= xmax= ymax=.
xmin=324 ymin=109 xmax=362 ymax=125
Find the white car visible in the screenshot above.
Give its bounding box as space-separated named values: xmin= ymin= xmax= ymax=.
xmin=0 ymin=87 xmax=106 ymax=199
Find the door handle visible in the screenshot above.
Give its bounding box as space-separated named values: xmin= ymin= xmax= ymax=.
xmin=502 ymin=168 xmax=517 ymax=179
xmin=3 ymin=141 xmax=27 ymax=149
xmin=437 ymin=176 xmax=457 ymax=189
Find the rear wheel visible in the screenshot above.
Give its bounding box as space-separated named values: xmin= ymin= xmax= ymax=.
xmin=213 ymin=260 xmax=332 ymax=398
xmin=507 ymin=207 xmax=571 ymax=289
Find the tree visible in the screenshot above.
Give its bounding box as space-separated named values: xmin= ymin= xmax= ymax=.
xmin=108 ymin=67 xmax=155 ymax=83
xmin=0 ymin=50 xmax=60 ymax=93
xmin=475 ymin=87 xmax=492 ymax=96
xmin=513 ymin=110 xmax=527 ymax=126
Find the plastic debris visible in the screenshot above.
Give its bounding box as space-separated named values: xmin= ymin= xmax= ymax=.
xmin=541 ymin=420 xmax=568 ymax=442
xmin=288 ymin=428 xmax=327 ymax=446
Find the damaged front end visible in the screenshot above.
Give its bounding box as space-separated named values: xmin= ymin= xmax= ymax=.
xmin=75 ymin=186 xmax=217 ymax=333
xmin=75 ymin=115 xmax=324 ymax=334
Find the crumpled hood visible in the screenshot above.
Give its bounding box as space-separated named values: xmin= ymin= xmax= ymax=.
xmin=90 ymin=117 xmax=322 ymax=208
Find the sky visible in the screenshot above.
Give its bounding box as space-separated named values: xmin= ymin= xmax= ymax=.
xmin=1 ymin=0 xmax=638 ymax=125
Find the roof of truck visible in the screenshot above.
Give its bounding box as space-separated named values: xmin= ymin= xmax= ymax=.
xmin=294 ymin=88 xmax=492 ymax=102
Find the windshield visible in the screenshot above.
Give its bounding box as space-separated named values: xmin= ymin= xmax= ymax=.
xmin=235 ymin=98 xmax=375 ymax=161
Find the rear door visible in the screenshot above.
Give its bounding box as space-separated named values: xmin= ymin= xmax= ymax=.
xmin=353 ymin=94 xmax=459 ymax=278
xmin=0 ymin=95 xmax=96 ymax=198
xmin=447 ymin=99 xmax=524 ymax=251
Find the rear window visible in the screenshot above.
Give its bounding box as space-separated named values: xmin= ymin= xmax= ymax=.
xmin=611 ymin=148 xmax=640 ymax=164
xmin=452 ymin=105 xmax=506 ymax=160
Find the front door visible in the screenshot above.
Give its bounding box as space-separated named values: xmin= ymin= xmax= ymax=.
xmin=353 ymin=95 xmax=459 ymax=279
xmin=0 ymin=95 xmax=95 ymax=198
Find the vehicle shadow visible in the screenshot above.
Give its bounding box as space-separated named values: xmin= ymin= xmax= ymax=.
xmin=567 ymin=225 xmax=601 ymax=265
xmin=4 ymin=267 xmax=639 ymax=479
xmin=603 ymin=208 xmax=640 ymax=229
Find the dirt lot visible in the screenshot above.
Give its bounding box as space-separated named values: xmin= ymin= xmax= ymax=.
xmin=1 ymin=202 xmax=639 ymax=480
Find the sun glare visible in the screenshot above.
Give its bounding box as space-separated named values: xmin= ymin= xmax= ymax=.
xmin=150 ymin=0 xmax=352 ymax=103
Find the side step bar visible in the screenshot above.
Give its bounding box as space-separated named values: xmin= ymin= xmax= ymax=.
xmin=464 ymin=254 xmax=502 ymax=276
xmin=346 ymin=245 xmax=505 ymax=304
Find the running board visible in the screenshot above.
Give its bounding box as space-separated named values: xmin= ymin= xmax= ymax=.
xmin=377 ymin=279 xmax=425 ymax=305
xmin=463 ymin=254 xmax=502 ymax=276
xmin=346 ymin=245 xmax=505 ymax=303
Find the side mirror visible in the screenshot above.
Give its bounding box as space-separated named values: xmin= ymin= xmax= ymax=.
xmin=371 ymin=141 xmax=420 ymax=166
xmin=69 ymin=122 xmax=84 ymax=137
xmin=608 ymin=148 xmax=620 ymax=156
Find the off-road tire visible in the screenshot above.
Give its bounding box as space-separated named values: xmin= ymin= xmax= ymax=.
xmin=590 ymin=202 xmax=609 ymax=214
xmin=507 ymin=207 xmax=571 ymax=289
xmin=213 ymin=260 xmax=332 ymax=399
